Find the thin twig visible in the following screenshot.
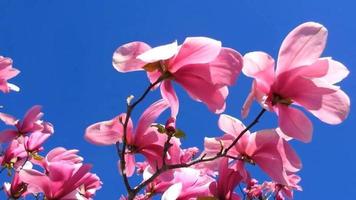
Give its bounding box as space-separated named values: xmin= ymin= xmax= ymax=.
xmin=117 ymin=75 xmax=167 ymax=198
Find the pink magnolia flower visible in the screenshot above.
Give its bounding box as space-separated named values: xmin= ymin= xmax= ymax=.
xmin=0 ymin=140 xmax=27 ymax=170
xmin=113 ymin=37 xmax=243 ymax=114
xmin=19 ymin=148 xmax=101 ymax=199
xmin=19 ymin=162 xmax=94 ymax=199
xmin=209 ymin=158 xmax=243 ymax=200
xmin=0 ymin=56 xmax=20 ymax=93
xmin=204 ymin=114 xmax=301 ymax=185
xmin=242 ymin=22 xmax=350 ymax=142
xmin=144 ymin=167 xmax=214 ymax=200
xmin=0 ymin=105 xmax=54 ymax=143
xmin=24 ymin=131 xmax=51 ymax=155
xmin=3 ymin=171 xmax=28 ymax=199
xmin=85 ymin=99 xmax=170 ymax=177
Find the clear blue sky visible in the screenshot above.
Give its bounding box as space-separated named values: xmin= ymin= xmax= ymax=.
xmin=0 ymin=0 xmax=355 ymax=199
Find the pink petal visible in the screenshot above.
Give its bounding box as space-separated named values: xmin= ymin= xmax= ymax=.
xmin=241 ymin=82 xmax=256 ymax=119
xmin=175 ymin=72 xmax=228 ymax=113
xmin=112 ymin=41 xmax=151 ymax=72
xmin=160 ymin=81 xmax=179 ymax=118
xmin=309 ymin=89 xmax=350 ymax=124
xmin=137 ymin=41 xmax=178 ymax=63
xmin=277 ymin=105 xmax=313 ymax=143
xmin=206 ymin=47 xmax=243 ymax=86
xmin=136 ymin=99 xmax=169 ymax=137
xmin=321 ymin=59 xmax=349 ymax=84
xmin=0 ymin=129 xmax=18 ymax=142
xmin=218 ymin=114 xmax=247 ymax=136
xmin=278 ymin=137 xmax=302 ymax=173
xmin=21 ymin=105 xmax=43 ymax=133
xmin=84 ymin=115 xmax=128 ymax=145
xmin=0 ymin=112 xmax=17 ymax=125
xmin=124 ymin=154 xmax=136 ymax=177
xmin=243 ymin=51 xmax=275 ymax=94
xmin=169 ymin=37 xmax=221 ymax=73
xmin=161 ymin=183 xmax=182 ymax=200
xmin=19 ymin=169 xmax=51 ymax=196
xmin=277 ymin=22 xmax=327 ymax=75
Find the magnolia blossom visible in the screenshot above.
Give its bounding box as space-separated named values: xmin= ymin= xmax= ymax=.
xmin=208 ymin=158 xmax=244 ymax=200
xmin=85 ymin=99 xmax=170 ymax=177
xmin=0 ymin=105 xmax=54 ymax=143
xmin=204 ymin=114 xmax=301 ymax=185
xmin=0 ymin=56 xmax=20 ymax=93
xmin=19 ymin=148 xmax=101 ymax=199
xmin=113 ymin=37 xmax=243 ymax=114
xmin=242 ymin=22 xmax=350 ymax=142
xmin=144 ymin=167 xmax=214 ymax=200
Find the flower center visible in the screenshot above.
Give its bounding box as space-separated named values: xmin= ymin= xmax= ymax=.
xmin=271 ymin=93 xmax=293 ymax=106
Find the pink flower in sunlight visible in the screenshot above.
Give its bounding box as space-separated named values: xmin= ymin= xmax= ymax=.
xmin=0 ymin=56 xmax=20 ymax=93
xmin=209 ymin=158 xmax=244 ymax=200
xmin=204 ymin=114 xmax=301 ymax=186
xmin=3 ymin=171 xmax=30 ymax=199
xmin=85 ymin=99 xmax=170 ymax=177
xmin=0 ymin=105 xmax=54 ymax=143
xmin=0 ymin=140 xmax=27 ymax=170
xmin=19 ymin=149 xmax=101 ymax=199
xmin=112 ymin=37 xmax=243 ymax=114
xmin=242 ymin=22 xmax=350 ymax=142
xmin=144 ymin=167 xmax=214 ymax=200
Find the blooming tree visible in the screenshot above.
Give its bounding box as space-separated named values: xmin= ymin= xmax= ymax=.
xmin=0 ymin=22 xmax=350 ymax=200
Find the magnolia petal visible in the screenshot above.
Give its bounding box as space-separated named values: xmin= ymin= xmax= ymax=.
xmin=21 ymin=105 xmax=43 ymax=132
xmin=19 ymin=169 xmax=52 ymax=196
xmin=84 ymin=116 xmax=126 ymax=146
xmin=112 ymin=41 xmax=151 ymax=72
xmin=161 ymin=183 xmax=182 ymax=200
xmin=309 ymin=89 xmax=350 ymax=124
xmin=322 ymin=59 xmax=350 ymax=84
xmin=136 ymin=99 xmax=169 ymax=137
xmin=241 ymin=83 xmax=256 ymax=119
xmin=124 ymin=154 xmax=136 ymax=177
xmin=160 ymin=81 xmax=179 ymax=118
xmin=0 ymin=112 xmax=17 ymax=125
xmin=243 ymin=51 xmax=275 ymax=94
xmin=277 ymin=22 xmax=327 ymax=75
xmin=207 ymin=47 xmax=243 ymax=86
xmin=175 ymin=72 xmax=228 ymax=113
xmin=0 ymin=129 xmax=18 ymax=143
xmin=277 ymin=105 xmax=313 ymax=143
xmin=218 ymin=114 xmax=246 ymax=136
xmin=170 ymin=37 xmax=222 ymax=73
xmin=137 ymin=41 xmax=178 ymax=63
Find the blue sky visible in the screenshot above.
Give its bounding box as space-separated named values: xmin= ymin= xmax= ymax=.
xmin=0 ymin=0 xmax=355 ymax=199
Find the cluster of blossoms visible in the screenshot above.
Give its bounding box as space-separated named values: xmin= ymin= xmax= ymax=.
xmin=86 ymin=22 xmax=350 ymax=200
xmin=0 ymin=57 xmax=102 ymax=199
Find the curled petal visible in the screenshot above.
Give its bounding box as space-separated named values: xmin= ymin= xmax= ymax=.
xmin=137 ymin=41 xmax=178 ymax=63
xmin=113 ymin=41 xmax=151 ymax=72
